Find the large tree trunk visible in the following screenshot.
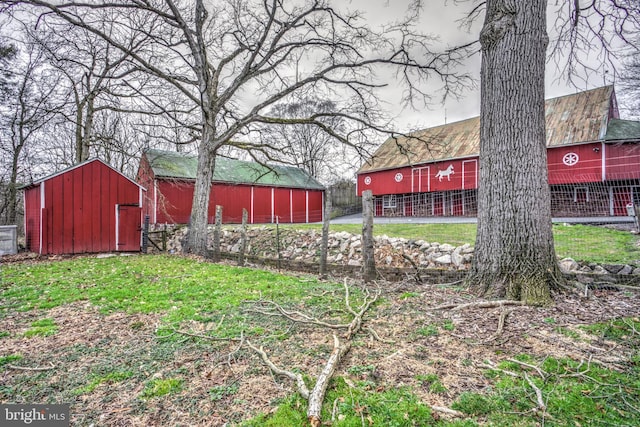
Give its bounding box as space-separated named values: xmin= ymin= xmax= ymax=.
xmin=185 ymin=130 xmax=216 ymax=256
xmin=466 ymin=0 xmax=564 ymax=305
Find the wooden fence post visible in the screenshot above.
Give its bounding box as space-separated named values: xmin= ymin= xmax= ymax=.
xmin=319 ymin=189 xmax=332 ymax=279
xmin=213 ymin=205 xmax=223 ymax=261
xmin=239 ymin=208 xmax=248 ymax=266
xmin=362 ymin=190 xmax=376 ymax=282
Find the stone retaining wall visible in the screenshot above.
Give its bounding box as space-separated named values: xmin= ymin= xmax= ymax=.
xmin=153 ymin=225 xmax=640 ymax=285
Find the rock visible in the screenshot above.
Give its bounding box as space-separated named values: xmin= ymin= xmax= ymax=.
xmin=602 ymin=264 xmax=624 ymax=274
xmin=434 ymin=254 xmax=452 ymax=265
xmin=97 ymin=253 xmax=116 ymax=258
xmin=633 ymin=267 xmax=640 ymax=275
xmin=618 ymin=265 xmax=633 ymax=275
xmin=592 ymin=265 xmax=608 ymax=274
xmin=385 ymin=255 xmax=393 ymax=265
xmin=559 ymin=257 xmax=579 ymax=273
xmin=451 ymin=250 xmax=464 ymax=267
xmin=334 ymin=253 xmax=343 ymax=262
xmin=347 ymin=259 xmax=361 ymax=267
xmin=440 ymin=243 xmax=455 ymax=252
xmin=351 ymin=240 xmax=362 ymax=249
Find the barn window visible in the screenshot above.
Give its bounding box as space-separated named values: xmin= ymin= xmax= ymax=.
xmin=574 ymin=187 xmax=589 ymax=203
xmin=383 ymin=195 xmax=396 ymax=208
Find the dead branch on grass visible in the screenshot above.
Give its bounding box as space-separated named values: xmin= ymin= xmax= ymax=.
xmin=483 ymin=307 xmax=515 ymax=343
xmin=247 ymin=279 xmax=381 ymax=427
xmin=6 ymin=363 xmax=55 ymax=371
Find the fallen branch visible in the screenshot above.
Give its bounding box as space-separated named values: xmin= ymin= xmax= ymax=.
xmin=483 ymin=307 xmax=515 ymax=343
xmin=6 ymin=363 xmax=55 ymax=371
xmin=524 ymin=372 xmax=547 ymax=412
xmin=434 ymin=300 xmax=525 ymax=311
xmin=431 ymin=405 xmax=465 ymax=417
xmin=246 ymin=339 xmax=310 ymax=400
xmin=248 ymin=279 xmax=379 ymax=426
xmin=401 ymin=253 xmax=422 ymax=284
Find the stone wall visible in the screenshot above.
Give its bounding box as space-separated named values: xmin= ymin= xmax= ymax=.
xmin=154 ymin=225 xmax=640 ymax=285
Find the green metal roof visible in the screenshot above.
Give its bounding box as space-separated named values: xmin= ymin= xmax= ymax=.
xmin=144 ymin=149 xmax=325 ymax=190
xmin=604 ymin=119 xmax=640 ymax=141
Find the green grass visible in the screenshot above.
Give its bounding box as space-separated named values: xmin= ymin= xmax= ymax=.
xmin=73 ymin=370 xmax=134 ymax=395
xmin=23 ymin=318 xmax=58 ymax=337
xmin=0 ymin=255 xmax=350 ymax=336
xmin=552 ymin=223 xmax=640 ymax=263
xmin=140 ymin=377 xmax=183 ymax=399
xmin=452 ymin=319 xmax=640 ymax=426
xmin=243 ymin=377 xmax=434 ymax=426
xmin=0 ymin=354 xmax=22 ymax=367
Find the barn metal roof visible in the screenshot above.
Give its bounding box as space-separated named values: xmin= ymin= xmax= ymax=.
xmin=604 ymin=119 xmax=640 ymax=141
xmin=359 ymin=85 xmax=621 ymax=173
xmin=145 ymin=149 xmax=325 ymax=190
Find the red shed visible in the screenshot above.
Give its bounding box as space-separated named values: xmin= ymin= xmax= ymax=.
xmin=358 ymin=86 xmax=640 ymax=217
xmin=23 ymin=159 xmax=145 ymax=255
xmin=137 ymin=149 xmax=325 ymax=225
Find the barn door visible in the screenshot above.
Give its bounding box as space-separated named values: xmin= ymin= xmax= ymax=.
xmin=116 ymin=205 xmax=142 ymax=251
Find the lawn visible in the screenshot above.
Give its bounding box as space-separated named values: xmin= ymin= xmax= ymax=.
xmin=1 ymin=255 xmax=640 ymax=426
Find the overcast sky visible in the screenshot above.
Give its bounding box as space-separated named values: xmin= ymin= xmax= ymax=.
xmin=348 ymin=0 xmax=627 ymax=132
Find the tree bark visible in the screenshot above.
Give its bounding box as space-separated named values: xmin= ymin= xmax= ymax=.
xmin=185 ymin=135 xmax=215 ymax=255
xmin=319 ymin=188 xmax=331 ymax=278
xmin=467 ymin=0 xmax=564 ymax=305
xmin=362 ymin=190 xmax=376 ymax=282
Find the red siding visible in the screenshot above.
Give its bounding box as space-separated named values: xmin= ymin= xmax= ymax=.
xmin=274 ymin=188 xmax=291 ymax=223
xmin=252 ymin=186 xmax=273 ymax=223
xmin=358 ymin=166 xmax=413 ymax=196
xmin=307 ymin=190 xmax=323 ymax=222
xmin=606 ymin=143 xmax=640 ymax=181
xmin=548 ymin=143 xmax=602 ymax=184
xmin=156 ymin=180 xmax=194 ymax=224
xmin=24 ymin=159 xmax=143 ymax=255
xmin=211 ymin=184 xmax=252 ymax=223
xmin=152 ymin=178 xmax=324 ymax=225
xmin=291 ymin=189 xmax=307 ymax=223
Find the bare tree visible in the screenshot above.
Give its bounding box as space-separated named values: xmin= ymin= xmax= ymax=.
xmin=5 ymin=0 xmax=470 ymax=255
xmin=0 ymin=40 xmax=61 ymax=225
xmin=465 ymin=0 xmax=639 ymax=304
xmin=263 ymin=98 xmax=359 ymax=184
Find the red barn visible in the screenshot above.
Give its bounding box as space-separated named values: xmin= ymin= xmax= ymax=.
xmin=137 ymin=149 xmax=325 ymax=225
xmin=23 ymin=158 xmax=145 ymax=255
xmin=357 ymin=86 xmax=640 ymax=217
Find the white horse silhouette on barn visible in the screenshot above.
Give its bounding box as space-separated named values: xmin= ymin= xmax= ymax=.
xmin=435 ymin=164 xmax=454 ymax=182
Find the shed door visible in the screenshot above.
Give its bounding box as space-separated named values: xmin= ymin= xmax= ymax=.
xmin=117 ymin=205 xmax=141 ymax=251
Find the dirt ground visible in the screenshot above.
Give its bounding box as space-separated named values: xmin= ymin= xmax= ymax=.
xmin=1 ymin=265 xmax=639 ymax=426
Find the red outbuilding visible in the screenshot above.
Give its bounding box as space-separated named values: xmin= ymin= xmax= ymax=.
xmin=23 ymin=159 xmax=145 ymax=255
xmin=357 ymin=86 xmax=640 ymax=217
xmin=137 ymin=149 xmax=325 ymax=225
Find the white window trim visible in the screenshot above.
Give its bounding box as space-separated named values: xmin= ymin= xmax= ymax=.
xmin=383 ymin=195 xmax=396 ymax=209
